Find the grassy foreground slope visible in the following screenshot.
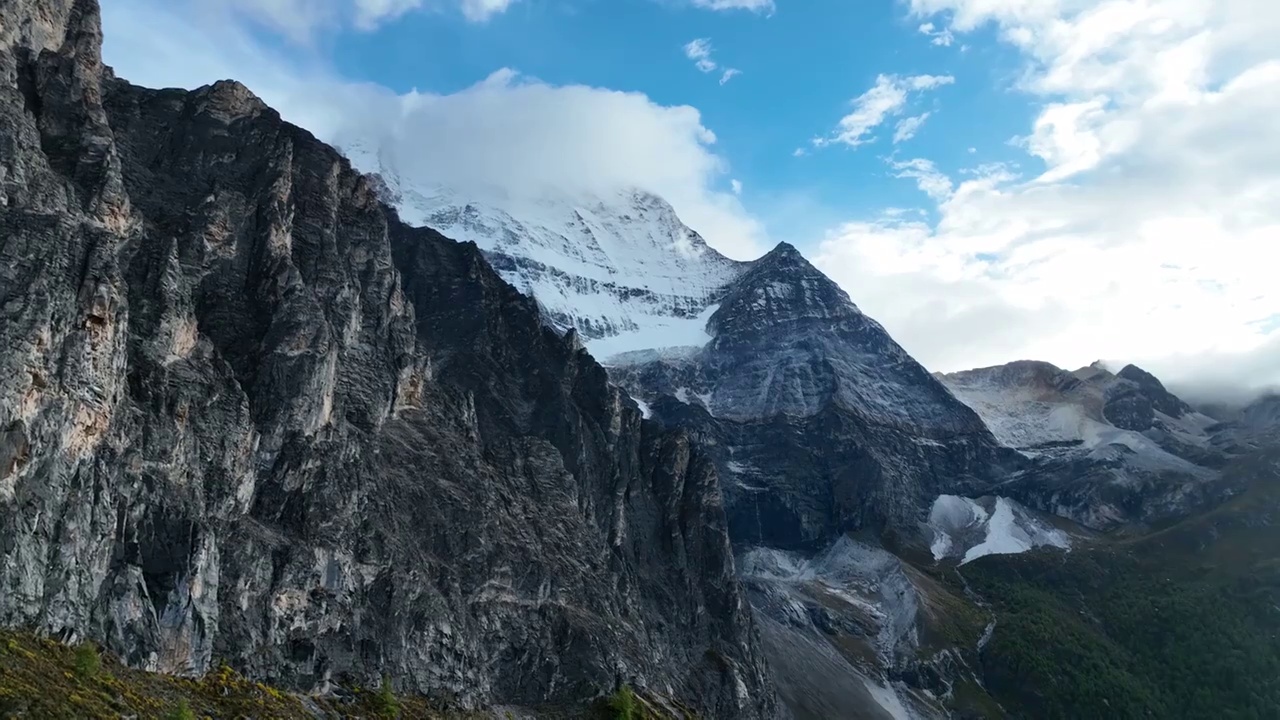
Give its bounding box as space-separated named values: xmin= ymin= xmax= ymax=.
xmin=965 ymin=446 xmax=1280 ymax=719
xmin=0 ymin=627 xmax=471 ymax=719
xmin=0 ymin=627 xmax=674 ymax=719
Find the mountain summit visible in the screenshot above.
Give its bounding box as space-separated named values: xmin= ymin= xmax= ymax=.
xmin=341 ymin=145 xmax=749 ymax=362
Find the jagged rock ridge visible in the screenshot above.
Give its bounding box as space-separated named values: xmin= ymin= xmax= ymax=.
xmin=939 ymin=360 xmax=1238 ymax=529
xmin=0 ymin=0 xmax=775 ymax=715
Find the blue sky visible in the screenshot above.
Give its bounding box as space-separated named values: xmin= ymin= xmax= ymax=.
xmin=273 ymin=0 xmax=1034 ymax=237
xmin=102 ymin=0 xmax=1280 ymax=393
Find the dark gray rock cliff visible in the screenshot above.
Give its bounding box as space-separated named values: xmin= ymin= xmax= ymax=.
xmin=612 ymin=242 xmax=1018 ymax=552
xmin=0 ymin=0 xmax=775 ymax=715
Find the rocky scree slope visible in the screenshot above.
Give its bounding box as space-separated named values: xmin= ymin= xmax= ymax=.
xmin=0 ymin=1 xmax=775 ymax=715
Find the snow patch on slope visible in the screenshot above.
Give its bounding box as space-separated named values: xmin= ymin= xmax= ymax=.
xmin=928 ymin=495 xmax=1070 ymax=565
xmin=586 ymin=304 xmax=719 ymax=363
xmin=862 ymin=677 xmax=916 ymax=720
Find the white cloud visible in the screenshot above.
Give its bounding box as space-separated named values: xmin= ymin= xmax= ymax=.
xmin=684 ymin=38 xmax=741 ymax=83
xmin=918 ymin=21 xmax=955 ymax=46
xmin=690 ymin=0 xmax=775 ymax=13
xmin=684 ymin=38 xmax=718 ymax=72
xmin=457 ymin=0 xmax=518 ymax=22
xmin=101 ymin=0 xmax=767 ymax=261
xmin=816 ymin=0 xmax=1280 ymax=392
xmin=731 ymin=179 xmax=744 ymax=194
xmin=203 ymin=0 xmax=515 ymax=41
xmin=816 ymin=74 xmax=954 ymax=148
xmin=893 ymin=112 xmax=931 ymax=143
xmin=354 ymin=0 xmax=422 ymax=28
xmin=889 ymin=157 xmax=953 ymax=200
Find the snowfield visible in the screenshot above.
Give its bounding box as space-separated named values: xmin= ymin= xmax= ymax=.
xmin=928 ymin=495 xmax=1071 ymax=565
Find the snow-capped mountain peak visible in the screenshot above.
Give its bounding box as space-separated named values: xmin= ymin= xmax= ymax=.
xmin=337 ymin=140 xmax=747 ymax=363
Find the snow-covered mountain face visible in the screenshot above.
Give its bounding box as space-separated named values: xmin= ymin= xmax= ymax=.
xmin=940 ymin=361 xmax=1219 ymax=461
xmin=426 ymin=190 xmax=747 ymax=359
xmin=337 ymin=138 xmax=746 ymax=362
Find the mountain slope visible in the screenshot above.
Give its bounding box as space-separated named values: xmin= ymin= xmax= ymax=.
xmin=0 ymin=1 xmax=774 ymax=715
xmin=963 ymin=444 xmax=1280 ymax=719
xmin=360 ymin=164 xmax=1026 ymax=717
xmin=349 ymin=148 xmax=1016 ymax=547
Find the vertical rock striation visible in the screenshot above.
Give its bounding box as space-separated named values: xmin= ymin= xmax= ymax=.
xmin=0 ymin=1 xmax=775 ymax=715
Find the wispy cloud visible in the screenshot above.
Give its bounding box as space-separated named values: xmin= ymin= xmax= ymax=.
xmin=690 ymin=0 xmax=775 ymax=13
xmin=893 ymin=112 xmax=932 ymax=143
xmin=816 ymin=74 xmax=953 ymax=148
xmin=889 ymin=157 xmax=953 ymax=200
xmin=917 ymin=21 xmax=954 ymax=46
xmin=206 ymin=0 xmax=517 ymax=42
xmin=684 ymin=38 xmax=742 ymax=84
xmin=456 ymin=0 xmax=518 ymax=22
xmin=684 ymin=38 xmax=718 ymax=72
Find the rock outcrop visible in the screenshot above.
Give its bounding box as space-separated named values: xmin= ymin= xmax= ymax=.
xmin=0 ymin=0 xmax=775 ymax=715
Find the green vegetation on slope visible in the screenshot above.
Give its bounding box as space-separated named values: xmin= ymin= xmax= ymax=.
xmin=0 ymin=628 xmax=690 ymax=720
xmin=965 ymin=447 xmax=1280 ymax=719
xmin=0 ymin=628 xmax=472 ymax=719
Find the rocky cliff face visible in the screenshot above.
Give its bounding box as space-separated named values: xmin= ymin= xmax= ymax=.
xmin=0 ymin=1 xmax=775 ymax=715
xmin=611 ymin=243 xmax=1016 ymax=551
